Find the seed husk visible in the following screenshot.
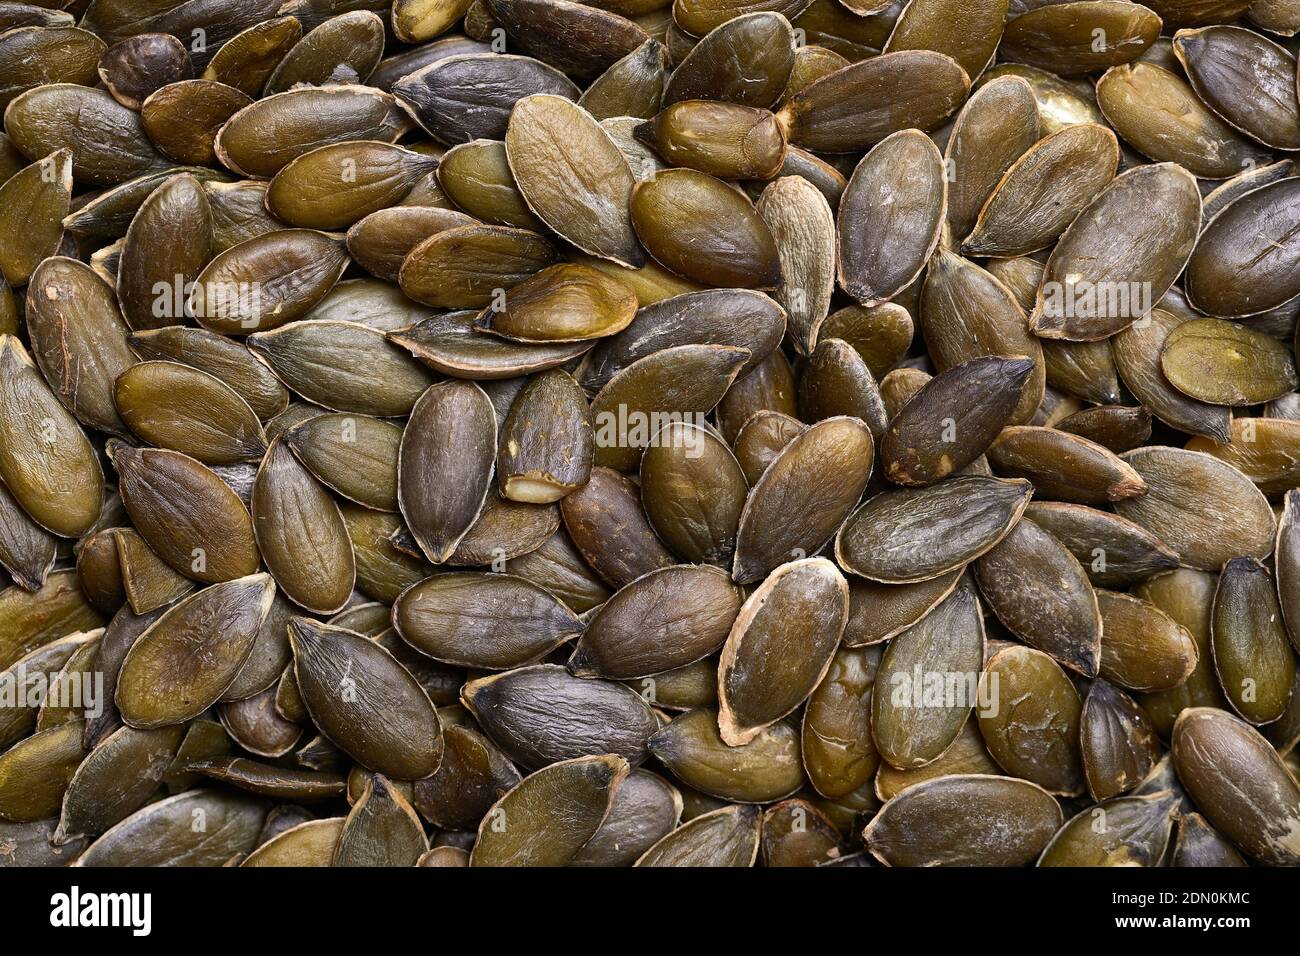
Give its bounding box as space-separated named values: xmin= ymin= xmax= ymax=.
xmin=560 ymin=466 xmax=674 ymax=588
xmin=735 ymin=416 xmax=874 ymax=584
xmin=571 ymin=768 xmax=682 ymax=867
xmin=1096 ymin=62 xmax=1269 ymax=178
xmin=753 ymin=177 xmax=834 ymax=355
xmin=469 ymin=754 xmax=628 ymax=867
xmin=1080 ymin=678 xmax=1161 ymax=801
xmin=961 ymin=123 xmax=1118 ymax=256
xmin=185 ymin=757 xmax=345 ymax=802
xmin=883 ymin=0 xmax=1008 ymax=78
xmin=838 ymin=130 xmax=945 ymax=307
xmin=1039 ymin=789 xmax=1179 ymax=866
xmin=1172 ymin=811 xmax=1248 ymax=867
xmin=76 ymin=789 xmax=266 ymax=866
xmin=919 ymin=251 xmax=1046 ymax=425
xmin=412 ymin=723 xmax=522 ymax=830
xmin=462 ymin=664 xmax=658 ymax=769
xmin=332 ymin=773 xmax=428 ymax=867
xmin=0 ymin=149 xmax=71 ymax=287
xmin=199 ymin=16 xmax=302 ymax=96
xmin=0 ymin=479 xmax=57 ymax=593
xmin=874 ymin=719 xmax=1000 ymax=801
xmin=838 ymin=476 xmax=1032 ymax=585
xmin=874 ymin=586 xmax=985 ymax=770
xmin=266 ymin=142 xmax=439 ymax=231
xmin=801 ymin=645 xmax=880 ymax=799
xmin=1056 ymin=405 xmax=1151 ymax=454
xmin=278 ymin=413 xmax=401 ymax=513
xmin=262 ymin=10 xmax=384 ymax=95
xmin=112 ymin=444 xmax=259 ymax=583
xmin=647 ymin=708 xmax=804 ymax=803
xmin=1114 ymin=446 xmax=1275 ymax=570
xmin=0 ymin=336 xmax=104 ymax=539
xmin=506 ymin=526 xmax=612 ymax=613
xmin=241 ymin=817 xmax=345 ymax=867
xmin=289 ymin=617 xmax=443 ymax=780
xmin=112 ymin=529 xmax=194 ymax=617
xmin=637 ymin=102 xmax=786 ymax=181
xmin=776 ymin=51 xmax=970 ymax=154
xmin=1160 ymin=318 xmax=1298 ymax=406
xmin=1002 ymin=1 xmax=1160 ymax=75
xmin=486 ymin=0 xmax=650 ymax=82
xmin=389 ymin=309 xmax=587 ymax=381
xmin=1186 ymin=418 xmax=1300 ymax=496
xmin=630 ymin=168 xmax=780 ymax=288
xmin=719 ymin=558 xmax=848 ymax=746
xmin=1023 ymin=502 xmax=1177 ymax=588
xmin=399 ymin=223 xmax=559 ymax=309
xmin=115 ymin=361 xmax=267 ymax=465
xmin=1171 ymin=707 xmax=1300 ymax=866
xmin=213 ymin=85 xmax=409 ymax=178
xmin=0 ymin=26 xmax=106 ymax=111
xmin=732 ymin=411 xmax=805 ymax=487
xmin=476 ymin=263 xmax=637 ymax=344
xmin=1186 ymin=178 xmax=1300 ymax=319
xmin=663 ymin=13 xmax=794 ymax=109
xmin=399 ymin=380 xmax=496 ymax=564
xmin=1096 ymin=588 xmax=1199 ymax=692
xmin=634 ymin=803 xmax=760 ymax=867
xmin=864 ymin=774 xmax=1063 ymax=867
xmin=1032 ymin=163 xmax=1200 ymax=341
xmin=394 ymin=572 xmax=582 ymax=669
xmin=988 ymin=425 xmax=1147 ymax=504
xmin=1210 ymin=557 xmax=1295 ymax=725
xmin=25 ymin=255 xmax=135 ymax=437
xmin=140 ymin=80 xmax=251 ymax=167
xmin=345 ymin=206 xmax=474 ymax=284
xmin=115 ymin=574 xmax=275 ymax=729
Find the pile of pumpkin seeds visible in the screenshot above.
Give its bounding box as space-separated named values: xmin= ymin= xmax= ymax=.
xmin=1 ymin=0 xmax=1300 ymax=869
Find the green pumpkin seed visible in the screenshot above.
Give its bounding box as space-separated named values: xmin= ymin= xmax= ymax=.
xmin=0 ymin=150 xmax=71 ymax=286
xmin=1096 ymin=588 xmax=1199 ymax=692
xmin=140 ymin=80 xmax=252 ymax=167
xmin=634 ymin=803 xmax=760 ymax=867
xmin=1039 ymin=789 xmax=1178 ymax=866
xmin=1211 ymin=557 xmax=1295 ymax=725
xmin=333 ymin=773 xmax=428 ymax=867
xmin=264 ymin=10 xmax=385 ymax=95
xmin=1080 ymin=678 xmax=1161 ymax=802
xmin=412 ymin=723 xmax=522 ymax=830
xmin=399 ymin=223 xmax=558 ymax=309
xmin=664 ymin=13 xmax=794 ymax=108
xmin=647 ymin=708 xmax=804 ymax=803
xmin=801 ymin=645 xmax=880 ymax=799
xmin=1160 ymin=318 xmax=1298 ymax=406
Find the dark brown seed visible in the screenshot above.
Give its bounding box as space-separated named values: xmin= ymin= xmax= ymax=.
xmin=1080 ymin=678 xmax=1161 ymax=801
xmin=735 ymin=416 xmax=874 ymax=584
xmin=333 ymin=773 xmax=428 ymax=867
xmin=412 ymin=724 xmax=522 ymax=830
xmin=864 ymin=774 xmax=1063 ymax=867
xmin=399 ymin=380 xmax=497 ymax=564
xmin=988 ymin=425 xmax=1147 ymax=504
xmin=289 ymin=617 xmax=443 ymax=780
xmin=561 ymin=466 xmax=674 ymax=588
xmin=399 ymin=224 xmax=558 ymax=309
xmin=883 ymin=0 xmax=1008 ymax=78
xmin=1056 ymin=405 xmax=1152 ymax=454
xmin=837 ymin=476 xmax=1032 ymax=585
xmin=283 ymin=414 xmax=401 ymax=512
xmin=647 ymin=708 xmax=804 ymax=803
xmin=732 ymin=411 xmax=805 ymax=487
xmin=263 ymin=10 xmax=385 ymax=95
xmin=0 ymin=26 xmax=107 ymax=111
xmin=1002 ymin=1 xmax=1160 ymax=74
xmin=1039 ymin=789 xmax=1179 ymax=866
xmin=505 ymin=527 xmax=612 ymax=613
xmin=1096 ymin=588 xmax=1199 ymax=692
xmin=187 ymin=757 xmax=345 ymax=802
xmin=635 ymin=803 xmax=760 ymax=867
xmin=838 ymin=130 xmax=945 ymax=307
xmin=1024 ymin=502 xmax=1178 ymax=588
xmin=140 ymin=80 xmax=251 ymax=167
xmin=571 ymin=768 xmax=682 ymax=867
xmin=486 ymin=0 xmax=650 ymax=82
xmin=802 ymin=645 xmax=880 ymax=799
xmin=716 ymin=348 xmax=798 ymax=444
xmin=76 ymin=790 xmax=266 ymax=866
xmin=1171 ymin=707 xmax=1300 ymax=866
xmin=462 ymin=664 xmax=658 ymax=770
xmin=664 ymin=13 xmax=794 ymax=109
xmin=201 ymin=17 xmax=304 ymax=97
xmin=57 ymin=724 xmax=181 ymax=844
xmin=1172 ymin=812 xmax=1248 ymax=867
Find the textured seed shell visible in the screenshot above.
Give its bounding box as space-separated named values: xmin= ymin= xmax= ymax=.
xmin=837 ymin=476 xmax=1032 ymax=585
xmin=486 ymin=0 xmax=650 ymax=82
xmin=1211 ymin=557 xmax=1295 ymax=725
xmin=115 ymin=574 xmax=275 ymax=729
xmin=399 ymin=223 xmax=558 ymax=309
xmin=140 ymin=80 xmax=251 ymax=167
xmin=838 ymin=130 xmax=945 ymax=307
xmin=873 ymin=586 xmax=985 ymax=770
xmin=1186 ymin=178 xmax=1300 ymax=319
xmin=987 ymin=425 xmax=1147 ymax=504
xmin=638 ymin=101 xmax=786 ymax=180
xmin=1174 ymin=25 xmax=1300 ymax=150
xmin=25 ymin=256 xmax=135 ymax=437
xmin=476 ymin=263 xmax=637 ymax=343
xmin=434 ymin=138 xmax=540 ymax=230
xmin=1111 ymin=308 xmax=1231 ymax=442
xmin=0 ymin=26 xmax=106 ymax=110
xmin=469 ymin=754 xmax=628 ymax=867
xmin=629 ymin=168 xmax=779 ymax=288
xmin=190 ymin=230 xmax=349 ymax=335
xmin=412 ymin=723 xmax=522 ymax=830
xmin=634 ymin=803 xmax=760 ymax=867
xmin=0 ymin=336 xmax=103 ymax=539
xmin=1080 ymin=678 xmax=1161 ymax=801
xmin=248 ymin=320 xmax=436 ymax=416
xmin=399 ymin=380 xmax=496 ymax=564
xmin=1114 ymin=446 xmax=1275 ymax=570
xmin=1171 ymin=707 xmax=1300 ymax=866
xmin=1024 ymin=502 xmax=1177 ymax=588
xmin=266 ymin=142 xmax=439 ymax=231
xmin=1032 ymin=164 xmax=1201 ymax=341
xmin=1097 ymin=588 xmax=1200 ymax=692
xmin=1277 ymin=490 xmax=1300 ymax=654
xmin=718 ymin=558 xmax=849 ymax=746
xmin=734 ymin=416 xmax=874 ymax=584
xmin=462 ymin=664 xmax=658 ymax=769
xmin=883 ymin=0 xmax=1009 ymax=79
xmin=281 ymin=413 xmax=400 ymax=512
xmin=128 ymin=326 xmax=287 ymax=423
xmin=1002 ymin=1 xmax=1161 ymax=74
xmin=262 ymin=10 xmax=385 ymax=95
xmin=0 ymin=149 xmax=71 ymax=286
xmin=199 ymin=16 xmax=302 ymax=96
xmin=1171 ymin=811 xmax=1248 ymax=867
xmin=1185 ymin=418 xmax=1300 ymax=495
xmin=570 ymin=768 xmax=682 ymax=866
xmin=1160 ymin=318 xmax=1297 ymax=406
xmin=346 ymin=206 xmax=475 ymax=283
xmin=394 ymin=572 xmax=582 ymax=669
xmin=74 ymin=789 xmax=266 ymax=866
xmin=882 ymin=356 xmax=1034 ymax=486
xmin=0 ymin=480 xmax=57 ymax=592
xmin=332 ymin=774 xmax=428 ymax=867
xmin=801 ymin=645 xmax=880 ymax=799
xmin=213 ymin=85 xmax=410 ymax=178
xmin=977 ymin=643 xmax=1086 ymax=796
xmin=732 ymin=411 xmax=805 ymax=487
xmin=864 ymin=774 xmax=1063 ymax=866
xmin=1038 ymin=789 xmax=1179 ymax=866
xmin=776 ymin=51 xmax=970 ymax=154
xmin=639 ymin=424 xmax=746 ymax=566
xmin=961 ymin=123 xmax=1119 ymax=257
xmin=755 ymin=176 xmax=834 ymax=354
xmin=663 ymin=12 xmax=794 ymax=109
xmin=560 ymin=467 xmax=675 ymax=588
xmin=1096 ymin=62 xmax=1269 ymax=178
xmin=647 ymin=708 xmax=804 ymax=803
xmin=114 ymin=361 xmax=267 ymax=465
xmin=112 ymin=444 xmax=259 ymax=583
xmin=290 ymin=618 xmax=443 ymax=780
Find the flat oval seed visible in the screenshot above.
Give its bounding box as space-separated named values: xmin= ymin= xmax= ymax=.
xmin=635 ymin=804 xmax=761 ymax=867
xmin=560 ymin=466 xmax=674 ymax=588
xmin=289 ymin=617 xmax=443 ymax=780
xmin=883 ymin=0 xmax=1008 ymax=78
xmin=0 ymin=150 xmax=72 ymax=286
xmin=802 ymin=645 xmax=880 ymax=799
xmin=1081 ymin=678 xmax=1161 ymax=802
xmin=127 ymin=326 xmax=288 ymax=421
xmin=0 ymin=336 xmax=103 ymax=538
xmin=1114 ymin=446 xmax=1275 ymax=570
xmin=400 ymin=380 xmax=497 ymax=564
xmin=469 ymin=755 xmax=628 ymax=867
xmin=394 ymin=572 xmax=582 ymax=669
xmin=462 ymin=664 xmax=658 ymax=769
xmin=1002 ymin=1 xmax=1161 ymax=74
xmin=263 ymin=10 xmax=385 ymax=94
xmin=874 ymin=719 xmax=1001 ymax=801
xmin=1212 ymin=557 xmax=1296 ymax=725
xmin=485 ymin=0 xmax=650 ymax=82
xmin=252 ymin=439 xmax=355 ymax=615
xmin=637 ymin=102 xmax=787 ymax=180
xmin=283 ymin=414 xmax=401 ymax=512
xmin=412 ymin=724 xmax=522 ymax=830
xmin=1096 ymin=588 xmax=1200 ymax=692
xmin=0 ymin=571 xmax=105 ymax=671
xmin=663 ymin=13 xmax=794 ymax=109
xmin=570 ymin=768 xmax=682 ymax=867
xmin=114 ymin=361 xmax=267 ymax=465
xmin=1160 ymin=318 xmax=1298 ymax=406
xmin=399 ymin=224 xmax=558 ymax=309
xmin=0 ymin=720 xmax=85 ymax=823
xmin=647 ymin=708 xmax=804 ymax=803
xmin=978 ymin=644 xmax=1085 ymax=795
xmin=112 ymin=444 xmax=259 ymax=583
xmin=838 ymin=130 xmax=945 ymax=307
xmin=140 ymin=80 xmax=251 ymax=167
xmin=639 ymin=422 xmax=747 ymax=566
xmin=333 ymin=774 xmax=428 ymax=867
xmin=390 ymin=309 xmax=587 ymax=380
xmin=837 ymin=476 xmax=1033 ymax=584
xmin=719 ymin=558 xmax=849 ymax=746
xmin=266 ymin=142 xmax=440 ymax=231
xmin=116 ymin=574 xmax=275 ymax=729
xmin=873 ymin=586 xmax=985 ymax=770
xmin=864 ymin=774 xmax=1063 ymax=867
xmin=1038 ymin=790 xmax=1179 ymax=866
xmin=476 ymin=263 xmax=637 ymax=343
xmin=1024 ymin=502 xmax=1178 ymax=588
xmin=1185 ymin=418 xmax=1300 ymax=495
xmin=76 ymin=790 xmax=266 ymax=866
xmin=987 ymin=426 xmax=1147 ymax=504
xmin=755 ymin=176 xmax=834 ymax=354
xmin=1172 ymin=707 xmax=1300 ymax=865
